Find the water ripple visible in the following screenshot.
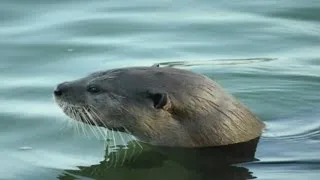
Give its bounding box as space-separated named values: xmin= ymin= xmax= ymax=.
xmin=154 ymin=57 xmax=276 ymax=67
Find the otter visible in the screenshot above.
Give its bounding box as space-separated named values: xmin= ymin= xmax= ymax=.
xmin=53 ymin=66 xmax=265 ymax=147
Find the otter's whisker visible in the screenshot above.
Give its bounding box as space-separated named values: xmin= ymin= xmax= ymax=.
xmin=58 ymin=116 xmax=73 ymax=138
xmin=105 ymin=130 xmax=114 ymax=168
xmin=75 ymin=108 xmax=90 ymax=139
xmin=124 ymin=128 xmax=136 ymax=163
xmin=125 ymin=128 xmax=143 ymax=150
xmin=77 ymin=110 xmax=87 ymax=138
xmin=67 ymin=108 xmax=76 ymax=138
xmin=81 ymin=108 xmax=99 ymax=139
xmin=117 ymin=131 xmax=128 ymax=166
xmin=107 ymin=130 xmax=116 ymax=168
xmin=86 ymin=107 xmax=107 ymax=140
xmin=118 ymin=131 xmax=127 ymax=148
xmin=102 ymin=127 xmax=109 ymax=144
xmin=60 ymin=102 xmax=79 ymax=138
xmin=82 ymin=111 xmax=92 ymax=139
xmin=131 ymin=135 xmax=141 ymax=146
xmin=111 ymin=129 xmax=119 ymax=168
xmin=88 ymin=105 xmax=110 ymax=141
xmin=103 ymin=129 xmax=108 ymax=149
xmin=58 ymin=115 xmax=70 ymax=132
xmin=127 ymin=128 xmax=143 ymax=161
xmin=88 ymin=105 xmax=107 ymax=126
xmin=103 ymin=128 xmax=109 ymax=142
xmin=87 ymin=111 xmax=104 ymax=139
xmin=57 ymin=102 xmax=68 ymax=131
xmin=79 ymin=108 xmax=95 ymax=139
xmin=71 ymin=108 xmax=80 ymax=136
xmin=134 ymin=141 xmax=143 ymax=161
xmin=131 ymin=136 xmax=143 ymax=161
xmin=65 ymin=107 xmax=74 ymax=129
xmin=70 ymin=108 xmax=81 ymax=137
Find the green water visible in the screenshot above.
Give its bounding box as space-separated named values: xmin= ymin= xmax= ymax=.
xmin=1 ymin=0 xmax=320 ymax=180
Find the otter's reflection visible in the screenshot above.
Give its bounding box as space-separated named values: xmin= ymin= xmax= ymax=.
xmin=58 ymin=138 xmax=260 ymax=180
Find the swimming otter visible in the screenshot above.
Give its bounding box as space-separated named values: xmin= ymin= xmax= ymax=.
xmin=53 ymin=66 xmax=265 ymax=147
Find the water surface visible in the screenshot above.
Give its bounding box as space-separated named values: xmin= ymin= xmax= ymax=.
xmin=1 ymin=0 xmax=320 ymax=179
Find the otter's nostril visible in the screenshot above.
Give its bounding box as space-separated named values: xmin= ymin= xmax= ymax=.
xmin=54 ymin=89 xmax=62 ymax=96
xmin=54 ymin=82 xmax=68 ymax=96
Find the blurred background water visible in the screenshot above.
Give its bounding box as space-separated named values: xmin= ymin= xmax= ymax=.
xmin=1 ymin=0 xmax=320 ymax=179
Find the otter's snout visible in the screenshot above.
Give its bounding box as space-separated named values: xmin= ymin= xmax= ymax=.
xmin=54 ymin=82 xmax=68 ymax=97
xmin=53 ymin=81 xmax=85 ymax=106
xmin=54 ymin=89 xmax=62 ymax=96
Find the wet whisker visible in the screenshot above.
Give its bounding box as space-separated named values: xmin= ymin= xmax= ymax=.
xmin=72 ymin=108 xmax=81 ymax=137
xmin=82 ymin=107 xmax=100 ymax=139
xmin=85 ymin=107 xmax=108 ymax=140
xmin=76 ymin=109 xmax=88 ymax=138
xmin=117 ymin=131 xmax=128 ymax=166
xmin=79 ymin=108 xmax=96 ymax=139
xmin=111 ymin=130 xmax=119 ymax=168
xmin=87 ymin=105 xmax=109 ymax=139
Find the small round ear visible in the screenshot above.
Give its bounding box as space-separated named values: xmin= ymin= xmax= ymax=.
xmin=147 ymin=90 xmax=171 ymax=110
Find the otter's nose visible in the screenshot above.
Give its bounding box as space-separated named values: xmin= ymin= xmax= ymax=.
xmin=54 ymin=82 xmax=67 ymax=96
xmin=54 ymin=89 xmax=62 ymax=96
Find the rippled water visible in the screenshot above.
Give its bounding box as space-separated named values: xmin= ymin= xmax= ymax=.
xmin=1 ymin=0 xmax=320 ymax=180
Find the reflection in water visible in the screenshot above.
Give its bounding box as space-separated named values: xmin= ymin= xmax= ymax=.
xmin=58 ymin=137 xmax=261 ymax=180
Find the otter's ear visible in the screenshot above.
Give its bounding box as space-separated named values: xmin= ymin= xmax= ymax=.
xmin=147 ymin=91 xmax=171 ymax=110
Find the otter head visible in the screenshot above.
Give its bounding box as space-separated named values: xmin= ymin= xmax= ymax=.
xmin=53 ymin=67 xmax=184 ymax=143
xmin=53 ymin=75 xmax=127 ymax=132
xmin=54 ymin=67 xmax=264 ymax=147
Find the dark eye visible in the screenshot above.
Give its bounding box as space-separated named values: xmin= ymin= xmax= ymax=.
xmin=87 ymin=85 xmax=101 ymax=93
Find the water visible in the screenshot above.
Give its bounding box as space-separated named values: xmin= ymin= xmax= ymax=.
xmin=1 ymin=0 xmax=320 ymax=179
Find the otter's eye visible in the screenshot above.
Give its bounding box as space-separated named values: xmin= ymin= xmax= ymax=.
xmin=87 ymin=85 xmax=101 ymax=93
